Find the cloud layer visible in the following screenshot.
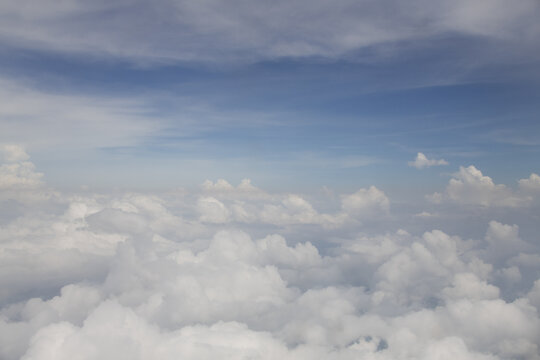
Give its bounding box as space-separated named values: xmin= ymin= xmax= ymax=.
xmin=0 ymin=0 xmax=539 ymax=65
xmin=1 ymin=147 xmax=540 ymax=359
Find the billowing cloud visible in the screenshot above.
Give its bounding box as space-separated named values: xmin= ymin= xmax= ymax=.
xmin=341 ymin=186 xmax=389 ymax=217
xmin=201 ymin=179 xmax=236 ymax=192
xmin=1 ymin=144 xmax=30 ymax=163
xmin=1 ymin=149 xmax=540 ymax=360
xmin=196 ymin=180 xmax=388 ymax=227
xmin=429 ymin=165 xmax=532 ymax=207
xmin=482 ymin=221 xmax=529 ymax=264
xmin=408 ymin=152 xmax=448 ymax=169
xmin=201 ymin=179 xmax=268 ymax=200
xmin=519 ymin=173 xmax=540 ymax=192
xmin=0 ymin=160 xmax=43 ymax=190
xmin=0 ymin=145 xmax=43 ymax=190
xmin=197 ymin=196 xmax=231 ymax=224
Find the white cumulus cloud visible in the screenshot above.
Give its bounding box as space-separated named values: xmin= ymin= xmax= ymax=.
xmin=341 ymin=186 xmax=390 ymax=217
xmin=1 ymin=148 xmax=540 ymax=360
xmin=429 ymin=165 xmax=532 ymax=207
xmin=519 ymin=173 xmax=540 ymax=192
xmin=408 ymin=152 xmax=448 ymax=169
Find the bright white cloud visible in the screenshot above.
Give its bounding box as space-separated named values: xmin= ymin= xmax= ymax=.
xmin=1 ymin=144 xmax=30 ymax=163
xmin=482 ymin=221 xmax=529 ymax=264
xmin=341 ymin=186 xmax=389 ymax=217
xmin=259 ymin=194 xmax=320 ymax=225
xmin=429 ymin=165 xmax=531 ymax=207
xmin=1 ymin=149 xmax=540 ymax=360
xmin=0 ymin=144 xmax=43 ymax=192
xmin=197 ymin=196 xmax=231 ymax=223
xmin=201 ymin=179 xmax=235 ymax=192
xmin=442 ymin=272 xmax=500 ymax=301
xmin=519 ymin=173 xmax=540 ymax=192
xmin=201 ymin=179 xmax=267 ymax=200
xmin=197 ymin=180 xmax=388 ymax=227
xmin=408 ymin=152 xmax=448 ymax=169
xmin=0 ymin=161 xmax=43 ymax=190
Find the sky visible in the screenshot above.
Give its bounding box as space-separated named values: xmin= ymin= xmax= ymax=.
xmin=1 ymin=1 xmax=540 ymax=359
xmin=1 ymin=0 xmax=539 ymax=191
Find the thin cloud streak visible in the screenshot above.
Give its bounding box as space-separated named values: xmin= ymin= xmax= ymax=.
xmin=0 ymin=0 xmax=538 ymax=66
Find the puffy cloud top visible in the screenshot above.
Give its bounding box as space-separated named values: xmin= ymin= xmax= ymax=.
xmin=1 ymin=147 xmax=540 ymax=360
xmin=341 ymin=186 xmax=389 ymax=217
xmin=429 ymin=165 xmax=531 ymax=207
xmin=1 ymin=144 xmax=30 ymax=163
xmin=0 ymin=145 xmax=43 ymax=190
xmin=519 ymin=173 xmax=540 ymax=192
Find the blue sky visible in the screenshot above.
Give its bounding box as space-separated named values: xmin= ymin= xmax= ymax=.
xmin=0 ymin=0 xmax=539 ymax=191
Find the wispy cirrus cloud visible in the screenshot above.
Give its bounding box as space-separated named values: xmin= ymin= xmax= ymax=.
xmin=0 ymin=0 xmax=538 ymax=66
